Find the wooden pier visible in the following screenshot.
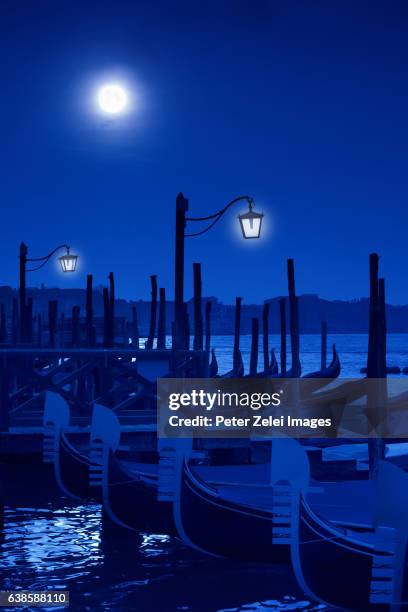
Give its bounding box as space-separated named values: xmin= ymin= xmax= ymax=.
xmin=0 ymin=347 xmax=208 ymax=456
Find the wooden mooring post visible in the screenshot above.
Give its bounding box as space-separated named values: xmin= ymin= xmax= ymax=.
xmin=37 ymin=314 xmax=42 ymax=347
xmin=279 ymin=298 xmax=287 ymax=375
xmin=0 ymin=305 xmax=6 ymax=343
xmin=12 ymin=299 xmax=18 ymax=346
xmin=108 ymin=272 xmax=115 ymax=347
xmin=86 ymin=274 xmax=94 ymax=347
xmin=27 ymin=298 xmax=33 ymax=343
xmin=233 ymin=297 xmax=242 ymax=374
xmin=72 ymin=306 xmax=80 ymax=347
xmin=0 ymin=359 xmax=9 ymax=432
xmin=250 ymin=317 xmax=259 ymax=376
xmin=103 ymin=288 xmax=110 ymax=348
xmin=59 ymin=313 xmax=65 ymax=348
xmin=205 ymin=300 xmax=212 ymax=354
xmin=378 ymin=278 xmax=387 ymax=378
xmin=48 ymin=300 xmax=58 ymax=348
xmin=183 ymin=303 xmax=190 ymax=350
xmin=132 ymin=306 xmax=139 ymax=348
xmin=367 ymin=253 xmax=379 ymax=378
xmin=321 ymin=321 xmax=327 ymax=370
xmin=19 ymin=242 xmax=28 ymax=343
xmin=157 ymin=288 xmax=166 ymax=349
xmin=193 ymin=263 xmax=203 ymax=350
xmin=146 ymin=275 xmax=158 ymax=350
xmin=366 ymin=253 xmax=386 ymax=479
xmin=287 ymin=259 xmax=301 ymax=376
xmin=262 ymin=302 xmax=269 ymax=373
xmin=174 ymin=192 xmax=189 ymax=350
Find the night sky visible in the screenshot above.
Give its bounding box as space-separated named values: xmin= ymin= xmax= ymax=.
xmin=1 ymin=1 xmax=408 ymax=304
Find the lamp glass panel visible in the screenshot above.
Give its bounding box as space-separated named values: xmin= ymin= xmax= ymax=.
xmin=59 ymin=255 xmax=78 ymax=272
xmin=240 ymin=216 xmax=262 ymax=239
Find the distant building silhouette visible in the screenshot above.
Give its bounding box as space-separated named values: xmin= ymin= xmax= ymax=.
xmin=1 ymin=285 xmax=408 ymax=334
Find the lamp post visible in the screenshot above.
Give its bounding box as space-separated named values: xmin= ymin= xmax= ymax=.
xmin=19 ymin=242 xmax=78 ymax=342
xmin=174 ymin=193 xmax=264 ymax=349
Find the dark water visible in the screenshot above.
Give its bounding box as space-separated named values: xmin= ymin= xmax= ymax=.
xmin=0 ymin=465 xmax=329 ymax=612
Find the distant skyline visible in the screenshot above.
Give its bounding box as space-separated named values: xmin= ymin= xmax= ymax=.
xmin=2 ymin=285 xmax=408 ymax=333
xmin=1 ymin=283 xmax=406 ymax=308
xmin=2 ymin=1 xmax=408 ymax=303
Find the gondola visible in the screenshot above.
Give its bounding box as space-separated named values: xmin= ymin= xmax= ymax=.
xmin=303 ymin=344 xmax=340 ymax=379
xmin=291 ymin=493 xmax=395 ymax=610
xmin=172 ymin=454 xmax=292 ymax=562
xmin=170 ymin=438 xmax=393 ymax=561
xmin=269 ymin=348 xmax=279 ymax=375
xmin=209 ymin=349 xmax=218 ymax=377
xmin=278 ymin=364 xmax=302 ymax=378
xmin=99 ymin=450 xmax=174 ymax=533
xmin=43 ymin=392 xmax=95 ymax=500
xmin=251 ymin=349 xmax=279 ymax=378
xmin=171 ymin=439 xmax=315 ymax=561
xmin=219 ymin=348 xmax=245 ymax=378
xmin=90 ymin=404 xmax=278 ymax=533
xmin=58 ymin=431 xmax=96 ymax=499
xmin=291 ymin=461 xmax=408 ymax=610
xmin=43 ymin=391 xmax=156 ymax=501
xmin=295 ymin=344 xmax=341 ymax=396
xmin=89 ymin=405 xmax=172 ymax=532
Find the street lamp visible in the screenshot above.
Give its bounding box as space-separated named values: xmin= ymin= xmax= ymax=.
xmin=174 ymin=193 xmax=264 ymax=348
xmin=238 ymin=200 xmax=264 ymax=239
xmin=58 ymin=247 xmax=78 ymax=273
xmin=19 ymin=242 xmax=79 ymax=342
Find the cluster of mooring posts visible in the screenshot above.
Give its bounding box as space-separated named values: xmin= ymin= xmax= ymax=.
xmin=3 ymin=245 xmax=408 ymax=612
xmin=0 ymin=246 xmax=339 ymax=468
xmin=0 ymin=247 xmax=337 ymax=435
xmin=0 ymin=189 xmax=395 ymax=466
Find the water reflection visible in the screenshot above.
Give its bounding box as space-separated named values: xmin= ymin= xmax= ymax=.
xmin=0 ymin=498 xmax=325 ymax=611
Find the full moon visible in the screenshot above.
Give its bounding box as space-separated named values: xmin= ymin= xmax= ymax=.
xmin=97 ymin=83 xmax=128 ymax=115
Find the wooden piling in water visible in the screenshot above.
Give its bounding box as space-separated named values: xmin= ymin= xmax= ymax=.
xmin=86 ymin=274 xmax=94 ymax=347
xmin=279 ymin=298 xmax=287 ymax=375
xmin=262 ymin=302 xmax=269 ymax=373
xmin=157 ymin=288 xmax=166 ymax=349
xmin=183 ymin=303 xmax=190 ymax=350
xmin=27 ymin=298 xmax=33 ymax=343
xmin=72 ymin=306 xmax=80 ymax=347
xmin=0 ymin=305 xmax=6 ymax=343
xmin=132 ymin=306 xmax=139 ymax=348
xmin=37 ymin=314 xmax=42 ymax=347
xmin=205 ymin=300 xmax=212 ymax=354
xmin=366 ymin=253 xmax=386 ymax=477
xmin=146 ymin=275 xmax=158 ymax=350
xmin=0 ymin=359 xmax=9 ymax=431
xmin=108 ymin=272 xmax=115 ymax=347
xmin=367 ymin=253 xmax=379 ymax=378
xmin=103 ymin=288 xmax=110 ymax=348
xmin=378 ymin=277 xmax=387 ymax=378
xmin=60 ymin=313 xmax=65 ymax=348
xmin=233 ymin=297 xmax=242 ymax=374
xmin=287 ymin=259 xmax=301 ymax=376
xmin=193 ymin=263 xmax=203 ymax=350
xmin=48 ymin=300 xmax=58 ymax=348
xmin=250 ymin=317 xmax=259 ymax=376
xmin=12 ymin=299 xmax=18 ymax=345
xmin=321 ymin=321 xmax=327 ymax=370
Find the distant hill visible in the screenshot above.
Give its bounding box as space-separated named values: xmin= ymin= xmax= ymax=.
xmin=1 ymin=286 xmax=408 ymax=334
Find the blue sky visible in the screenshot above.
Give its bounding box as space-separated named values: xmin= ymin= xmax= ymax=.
xmin=1 ymin=0 xmax=408 ymax=303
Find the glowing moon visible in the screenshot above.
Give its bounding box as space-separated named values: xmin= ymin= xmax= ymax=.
xmin=97 ymin=83 xmax=128 ymax=115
